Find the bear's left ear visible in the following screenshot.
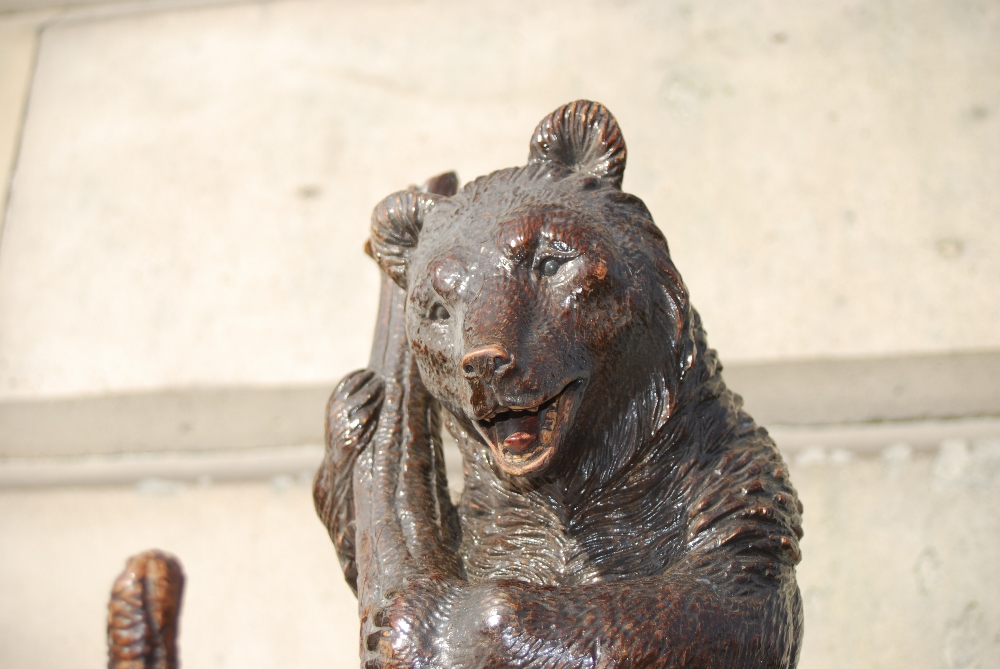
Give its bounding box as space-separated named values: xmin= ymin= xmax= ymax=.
xmin=367 ymin=189 xmax=440 ymax=289
xmin=366 ymin=172 xmax=457 ymax=288
xmin=528 ymin=100 xmax=627 ymax=188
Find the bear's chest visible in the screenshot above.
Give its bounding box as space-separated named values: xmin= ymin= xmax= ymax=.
xmin=457 ymin=470 xmax=685 ymax=586
xmin=458 ymin=496 xmax=599 ymax=587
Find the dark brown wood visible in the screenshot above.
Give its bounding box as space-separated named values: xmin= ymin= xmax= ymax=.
xmin=319 ymin=100 xmax=805 ymax=668
xmin=107 ymin=550 xmax=184 ymax=669
xmin=106 ymin=100 xmax=804 ymax=669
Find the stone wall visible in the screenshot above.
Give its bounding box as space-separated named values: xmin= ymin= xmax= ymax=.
xmin=0 ymin=1 xmax=997 ymax=667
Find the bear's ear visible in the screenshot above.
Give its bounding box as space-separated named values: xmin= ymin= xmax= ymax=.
xmin=528 ymin=100 xmax=627 ymax=188
xmin=368 ymin=189 xmax=440 ymax=289
xmin=420 ymin=170 xmax=459 ymax=197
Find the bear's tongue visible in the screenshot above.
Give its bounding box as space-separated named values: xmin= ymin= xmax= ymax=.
xmin=488 ymin=398 xmax=560 ymax=455
xmin=494 ymin=411 xmax=540 ymax=454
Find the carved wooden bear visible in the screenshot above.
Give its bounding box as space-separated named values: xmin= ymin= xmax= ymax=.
xmin=313 ymin=100 xmax=804 ymax=669
xmin=105 ymin=100 xmax=803 ymax=669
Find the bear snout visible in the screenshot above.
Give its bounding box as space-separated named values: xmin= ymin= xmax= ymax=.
xmin=461 ymin=345 xmax=514 ymax=384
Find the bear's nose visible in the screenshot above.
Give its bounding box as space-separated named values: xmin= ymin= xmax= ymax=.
xmin=461 ymin=345 xmax=513 ymax=383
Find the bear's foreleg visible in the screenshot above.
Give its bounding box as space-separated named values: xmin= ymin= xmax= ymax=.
xmin=313 ymin=368 xmax=385 ymax=595
xmin=352 ymin=274 xmax=462 ymax=656
xmin=360 ymin=561 xmax=801 ymax=669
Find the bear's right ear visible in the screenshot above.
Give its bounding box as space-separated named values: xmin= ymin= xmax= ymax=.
xmin=528 ymin=100 xmax=627 ymax=188
xmin=367 ymin=189 xmax=440 ymax=289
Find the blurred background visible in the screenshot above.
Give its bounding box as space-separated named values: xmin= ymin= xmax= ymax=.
xmin=0 ymin=0 xmax=998 ymax=667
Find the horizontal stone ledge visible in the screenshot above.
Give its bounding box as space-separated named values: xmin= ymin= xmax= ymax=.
xmin=0 ymin=384 xmax=333 ymax=458
xmin=725 ymin=350 xmax=1000 ymax=425
xmin=0 ymin=0 xmax=240 ymax=19
xmin=0 ymin=444 xmax=324 ymax=489
xmin=1 ymin=418 xmax=998 ymax=489
xmin=766 ymin=417 xmax=1000 ymax=454
xmin=1 ymin=350 xmax=997 ymax=459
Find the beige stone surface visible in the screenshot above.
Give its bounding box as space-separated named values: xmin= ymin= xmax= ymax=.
xmin=0 ymin=478 xmax=358 ymax=669
xmin=1 ymin=436 xmax=999 ymax=669
xmin=0 ymin=0 xmax=234 ymax=14
xmin=1 ymin=0 xmax=997 ymax=402
xmin=0 ymin=3 xmax=997 ymax=667
xmin=792 ymin=439 xmax=1000 ymax=669
xmin=0 ymin=15 xmax=41 ymax=221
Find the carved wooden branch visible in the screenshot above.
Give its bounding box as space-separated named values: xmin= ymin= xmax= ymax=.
xmin=107 ymin=550 xmax=184 ymax=669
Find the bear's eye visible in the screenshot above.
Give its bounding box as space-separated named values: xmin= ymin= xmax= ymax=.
xmin=540 ymin=257 xmax=563 ymax=277
xmin=429 ymin=303 xmax=450 ymax=321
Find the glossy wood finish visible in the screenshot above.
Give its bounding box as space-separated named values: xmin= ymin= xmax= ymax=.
xmin=106 ymin=101 xmax=804 ymax=669
xmin=319 ymin=101 xmax=804 ymax=668
xmin=107 ymin=550 xmax=184 ymax=669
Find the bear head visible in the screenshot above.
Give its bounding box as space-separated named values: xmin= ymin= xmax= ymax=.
xmin=368 ymin=100 xmax=697 ymax=480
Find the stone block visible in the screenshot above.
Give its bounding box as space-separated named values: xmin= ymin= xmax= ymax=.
xmin=2 ymin=437 xmax=998 ymax=669
xmin=2 ymin=0 xmax=998 ymax=403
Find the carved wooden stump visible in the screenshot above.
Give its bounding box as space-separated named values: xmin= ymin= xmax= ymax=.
xmin=107 ymin=550 xmax=184 ymax=669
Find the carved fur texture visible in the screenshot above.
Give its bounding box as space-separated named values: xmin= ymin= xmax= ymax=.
xmin=316 ymin=100 xmax=804 ymax=669
xmin=107 ymin=550 xmax=184 ymax=669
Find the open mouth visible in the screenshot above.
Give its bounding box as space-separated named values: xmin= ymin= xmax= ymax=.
xmin=474 ymin=381 xmax=583 ymax=476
